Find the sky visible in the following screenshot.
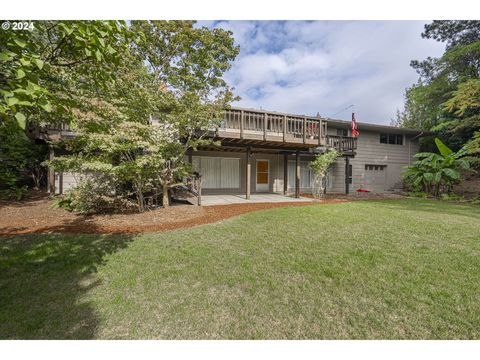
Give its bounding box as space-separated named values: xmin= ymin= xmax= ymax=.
xmin=199 ymin=20 xmax=445 ymax=125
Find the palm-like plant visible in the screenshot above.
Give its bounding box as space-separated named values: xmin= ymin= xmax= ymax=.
xmin=403 ymin=138 xmax=470 ymax=196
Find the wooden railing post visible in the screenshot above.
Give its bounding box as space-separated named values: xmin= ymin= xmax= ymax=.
xmin=264 ymin=112 xmax=267 ymax=140
xmin=318 ymin=119 xmax=321 ymax=145
xmin=240 ymin=110 xmax=244 ymax=139
xmin=283 ymin=115 xmax=287 ymax=141
xmin=303 ymin=117 xmax=306 ymax=143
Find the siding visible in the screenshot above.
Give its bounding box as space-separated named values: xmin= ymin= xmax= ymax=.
xmin=328 ymin=128 xmax=420 ymax=193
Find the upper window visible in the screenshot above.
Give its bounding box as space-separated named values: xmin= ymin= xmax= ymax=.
xmin=337 ymin=128 xmax=349 ymax=137
xmin=380 ymin=133 xmax=403 ymax=145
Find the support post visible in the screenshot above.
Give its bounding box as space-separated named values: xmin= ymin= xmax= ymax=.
xmin=345 ymin=156 xmax=350 ymax=195
xmin=295 ymin=150 xmax=300 ymax=198
xmin=59 ymin=172 xmax=63 ymax=195
xmin=197 ymin=176 xmax=202 ymax=206
xmin=48 ymin=144 xmax=55 ymax=194
xmin=246 ymin=146 xmax=251 ymax=200
xmin=283 ymin=153 xmax=288 ymax=195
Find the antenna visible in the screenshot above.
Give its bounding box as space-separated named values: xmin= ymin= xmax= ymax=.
xmin=329 ymin=104 xmax=354 ymax=118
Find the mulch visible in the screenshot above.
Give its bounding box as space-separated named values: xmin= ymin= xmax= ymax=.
xmin=0 ymin=191 xmax=351 ymax=236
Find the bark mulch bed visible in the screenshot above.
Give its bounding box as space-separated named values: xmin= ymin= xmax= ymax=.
xmin=0 ymin=191 xmax=350 ymax=236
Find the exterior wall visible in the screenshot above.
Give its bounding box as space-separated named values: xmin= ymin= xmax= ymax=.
xmin=54 ymin=172 xmax=83 ymax=195
xmin=327 ymin=127 xmax=420 ymax=193
xmin=52 ymin=128 xmax=420 ymax=196
xmin=192 ymin=149 xmax=315 ymax=195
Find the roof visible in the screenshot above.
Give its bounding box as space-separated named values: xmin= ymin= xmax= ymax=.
xmin=229 ymin=106 xmax=433 ymax=136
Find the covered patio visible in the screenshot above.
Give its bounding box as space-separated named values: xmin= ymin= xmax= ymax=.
xmin=195 ymin=193 xmax=314 ymax=206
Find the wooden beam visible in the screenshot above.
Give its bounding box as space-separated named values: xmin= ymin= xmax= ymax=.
xmin=59 ymin=172 xmax=63 ymax=195
xmin=345 ymin=156 xmax=350 ymax=195
xmin=246 ymin=146 xmax=251 ymax=200
xmin=283 ymin=153 xmax=288 ymax=195
xmin=295 ymin=150 xmax=300 ymax=198
xmin=48 ymin=144 xmax=55 ymax=194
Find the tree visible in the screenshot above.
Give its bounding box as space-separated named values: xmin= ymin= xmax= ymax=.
xmin=50 ymin=21 xmax=240 ymax=211
xmin=0 ymin=21 xmax=132 ymax=129
xmin=309 ymin=150 xmax=339 ymax=199
xmin=403 ymin=138 xmax=470 ymax=196
xmin=399 ymin=21 xmax=480 ymax=151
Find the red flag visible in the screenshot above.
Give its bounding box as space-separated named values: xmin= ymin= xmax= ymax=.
xmin=351 ymin=112 xmax=359 ymax=137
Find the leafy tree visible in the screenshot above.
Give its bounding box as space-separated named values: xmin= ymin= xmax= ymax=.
xmin=399 ymin=21 xmax=480 ymax=151
xmin=403 ymin=138 xmax=470 ymax=196
xmin=50 ymin=21 xmax=239 ymax=211
xmin=0 ymin=21 xmax=132 ymax=129
xmin=309 ymin=150 xmax=339 ymax=199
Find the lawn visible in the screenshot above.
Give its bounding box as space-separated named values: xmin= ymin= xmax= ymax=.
xmin=1 ymin=199 xmax=479 ymax=339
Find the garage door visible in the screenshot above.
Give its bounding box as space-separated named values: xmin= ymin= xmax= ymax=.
xmin=364 ymin=164 xmax=387 ymax=192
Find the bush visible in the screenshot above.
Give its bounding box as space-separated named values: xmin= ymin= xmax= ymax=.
xmin=0 ymin=120 xmax=47 ymax=199
xmin=54 ymin=175 xmax=136 ymax=214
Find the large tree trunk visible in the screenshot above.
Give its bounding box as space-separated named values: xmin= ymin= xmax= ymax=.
xmin=137 ymin=191 xmax=144 ymax=212
xmin=162 ymin=181 xmax=169 ymax=207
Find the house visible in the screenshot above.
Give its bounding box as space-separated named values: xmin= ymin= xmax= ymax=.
xmin=188 ymin=107 xmax=424 ymax=198
xmin=36 ymin=106 xmax=427 ymax=199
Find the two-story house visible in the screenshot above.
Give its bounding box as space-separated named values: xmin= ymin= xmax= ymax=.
xmin=39 ymin=106 xmax=427 ymax=199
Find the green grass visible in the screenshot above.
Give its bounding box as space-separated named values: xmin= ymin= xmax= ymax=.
xmin=1 ymin=199 xmax=480 ymax=339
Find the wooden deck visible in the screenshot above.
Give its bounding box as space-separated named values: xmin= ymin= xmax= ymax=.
xmin=216 ymin=107 xmax=357 ymax=154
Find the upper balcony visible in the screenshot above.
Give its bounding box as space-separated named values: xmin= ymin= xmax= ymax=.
xmin=325 ymin=134 xmax=357 ymax=155
xmin=216 ymin=108 xmax=328 ymax=147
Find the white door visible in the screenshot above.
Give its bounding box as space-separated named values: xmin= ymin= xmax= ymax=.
xmin=256 ymin=160 xmax=269 ymax=192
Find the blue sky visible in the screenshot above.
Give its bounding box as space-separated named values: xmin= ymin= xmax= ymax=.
xmin=199 ymin=20 xmax=445 ymax=125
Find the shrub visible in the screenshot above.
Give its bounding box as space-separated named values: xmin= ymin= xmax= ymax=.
xmin=403 ymin=138 xmax=470 ymax=196
xmin=55 ymin=175 xmax=136 ymax=214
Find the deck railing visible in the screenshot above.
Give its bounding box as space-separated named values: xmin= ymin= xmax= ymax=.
xmin=218 ymin=108 xmax=328 ymax=146
xmin=326 ymin=135 xmax=357 ymax=153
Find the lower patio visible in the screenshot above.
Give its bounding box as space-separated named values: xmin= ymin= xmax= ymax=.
xmin=194 ymin=193 xmax=314 ymax=206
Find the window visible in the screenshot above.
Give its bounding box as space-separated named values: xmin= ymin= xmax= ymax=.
xmin=288 ymin=161 xmax=314 ymax=189
xmin=337 ymin=128 xmax=349 ymax=136
xmin=347 ymin=164 xmax=352 ymax=184
xmin=192 ymin=156 xmax=240 ymax=189
xmin=365 ymin=164 xmax=386 ymax=171
xmin=380 ymin=133 xmax=403 ymax=145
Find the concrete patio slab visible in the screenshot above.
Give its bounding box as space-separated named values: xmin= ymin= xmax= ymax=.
xmin=199 ymin=194 xmax=314 ymax=206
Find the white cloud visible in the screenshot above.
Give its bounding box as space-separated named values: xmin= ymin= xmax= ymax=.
xmin=208 ymin=20 xmax=445 ymax=125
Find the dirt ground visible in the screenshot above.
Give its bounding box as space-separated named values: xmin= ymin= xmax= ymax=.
xmin=0 ymin=191 xmax=400 ymax=236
